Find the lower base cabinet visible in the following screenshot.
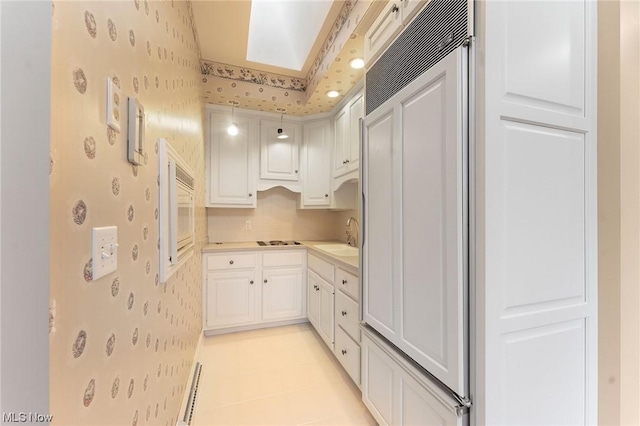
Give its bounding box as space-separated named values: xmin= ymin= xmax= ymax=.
xmin=308 ymin=269 xmax=335 ymax=349
xmin=204 ymin=250 xmax=306 ymax=332
xmin=205 ymin=270 xmax=257 ymax=329
xmin=361 ymin=327 xmax=469 ymax=426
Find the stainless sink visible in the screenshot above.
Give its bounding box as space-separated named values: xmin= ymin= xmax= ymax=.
xmin=314 ymin=244 xmax=359 ymax=257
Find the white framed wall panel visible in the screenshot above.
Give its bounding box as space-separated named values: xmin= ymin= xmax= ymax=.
xmin=475 ymin=0 xmax=598 ymax=424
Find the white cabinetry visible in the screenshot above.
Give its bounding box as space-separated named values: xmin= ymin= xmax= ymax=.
xmin=364 ymin=1 xmax=403 ymax=65
xmin=259 ymin=119 xmax=301 ymax=191
xmin=207 ymin=111 xmax=258 ymax=208
xmin=364 ymin=0 xmax=427 ymax=65
xmin=203 ymin=250 xmax=306 ymax=333
xmin=204 ymin=252 xmax=258 ymax=329
xmin=307 ymin=252 xmax=361 ymax=386
xmin=261 ymin=251 xmax=305 ymax=321
xmin=333 ymin=91 xmax=363 ymax=181
xmin=308 ymin=269 xmax=334 ymax=349
xmin=300 ymin=120 xmax=332 ymax=208
xmin=361 ymin=327 xmax=466 ymax=426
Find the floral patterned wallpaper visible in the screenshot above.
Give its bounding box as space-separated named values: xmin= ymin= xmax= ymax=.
xmin=49 ymin=1 xmax=206 ymax=425
xmin=200 ymin=0 xmax=368 ymax=116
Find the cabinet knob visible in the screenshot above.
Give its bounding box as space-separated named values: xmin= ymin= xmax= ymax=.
xmin=250 ymin=280 xmax=254 ymax=285
xmin=295 ymin=170 xmax=299 ymax=174
xmin=264 ymin=279 xmax=268 ymax=284
xmin=341 ymin=310 xmax=347 ymax=316
xmin=341 ymin=349 xmax=347 ymax=355
xmin=249 ymin=193 xmax=253 ymax=197
xmin=325 ymin=194 xmax=329 ymax=198
xmin=342 ymin=279 xmax=347 ymax=285
xmin=346 ymin=159 xmax=350 ymax=164
xmin=316 ymin=287 xmax=320 ymax=292
xmin=391 ymin=4 xmax=399 ymax=13
xmin=229 ymin=260 xmax=234 ymax=265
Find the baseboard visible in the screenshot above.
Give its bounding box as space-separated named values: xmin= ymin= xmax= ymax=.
xmin=176 ymin=331 xmax=205 ymax=426
xmin=203 ymin=318 xmax=309 ymax=336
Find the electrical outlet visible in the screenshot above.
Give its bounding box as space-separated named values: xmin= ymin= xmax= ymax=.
xmin=245 ymin=221 xmax=252 ymax=231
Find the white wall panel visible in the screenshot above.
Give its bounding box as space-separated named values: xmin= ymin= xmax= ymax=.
xmin=499 ymin=122 xmax=586 ymax=316
xmin=501 ymin=0 xmax=586 ymax=116
xmin=502 ymin=320 xmax=586 ymax=425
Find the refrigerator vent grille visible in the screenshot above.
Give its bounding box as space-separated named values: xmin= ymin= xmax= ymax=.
xmin=365 ymin=0 xmax=469 ymax=115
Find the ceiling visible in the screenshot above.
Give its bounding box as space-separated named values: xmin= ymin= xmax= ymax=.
xmin=192 ymin=0 xmax=375 ymax=116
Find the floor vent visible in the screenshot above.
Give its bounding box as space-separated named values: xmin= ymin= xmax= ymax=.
xmin=181 ymin=362 xmax=202 ymax=426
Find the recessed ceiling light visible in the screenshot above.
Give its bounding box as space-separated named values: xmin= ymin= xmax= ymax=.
xmin=326 ymin=90 xmax=340 ymax=98
xmin=349 ymin=58 xmax=365 ymax=69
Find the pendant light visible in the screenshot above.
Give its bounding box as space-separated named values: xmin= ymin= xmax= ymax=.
xmin=276 ymin=108 xmax=289 ymax=139
xmin=227 ymin=101 xmax=239 ymax=136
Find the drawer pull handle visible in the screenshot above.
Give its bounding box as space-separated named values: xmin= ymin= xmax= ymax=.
xmin=250 ymin=280 xmax=254 ymax=285
xmin=341 ymin=310 xmax=347 ymax=316
xmin=342 ymin=279 xmax=347 ymax=285
xmin=229 ymin=260 xmax=234 ymax=265
xmin=341 ymin=349 xmax=347 ymax=355
xmin=316 ymin=287 xmax=320 ymax=292
xmin=391 ymin=4 xmax=399 ymax=13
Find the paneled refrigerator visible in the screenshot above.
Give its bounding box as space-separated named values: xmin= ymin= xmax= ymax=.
xmin=360 ymin=0 xmax=471 ymax=424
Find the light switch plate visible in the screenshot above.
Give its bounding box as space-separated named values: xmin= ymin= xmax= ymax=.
xmin=92 ymin=226 xmax=118 ymax=280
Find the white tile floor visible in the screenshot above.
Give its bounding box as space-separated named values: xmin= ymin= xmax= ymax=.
xmin=192 ymin=323 xmax=378 ymax=426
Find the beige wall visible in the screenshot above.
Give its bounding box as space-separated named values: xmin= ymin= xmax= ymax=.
xmin=207 ymin=187 xmax=354 ymax=243
xmin=598 ymin=0 xmax=640 ymax=423
xmin=598 ymin=1 xmax=622 ymax=424
xmin=49 ymin=1 xmax=206 ymax=425
xmin=619 ymin=0 xmax=640 ymax=423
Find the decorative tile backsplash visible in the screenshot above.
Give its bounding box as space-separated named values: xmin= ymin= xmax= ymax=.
xmin=49 ymin=1 xmax=206 ymax=425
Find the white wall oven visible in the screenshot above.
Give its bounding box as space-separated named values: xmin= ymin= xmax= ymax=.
xmin=159 ymin=138 xmax=195 ymax=282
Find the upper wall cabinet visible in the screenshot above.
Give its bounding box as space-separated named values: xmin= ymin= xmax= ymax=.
xmin=207 ymin=111 xmax=258 ymax=208
xmin=364 ymin=0 xmax=428 ymax=65
xmin=258 ymin=120 xmax=301 ymax=192
xmin=334 ymin=90 xmax=364 ymax=181
xmin=301 ymin=120 xmax=332 ymax=208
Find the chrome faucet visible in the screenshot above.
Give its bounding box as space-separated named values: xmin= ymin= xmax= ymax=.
xmin=346 ymin=217 xmax=359 ymax=247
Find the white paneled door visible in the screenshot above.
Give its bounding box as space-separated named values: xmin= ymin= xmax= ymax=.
xmin=477 ymin=0 xmax=597 ymax=424
xmin=363 ymin=47 xmax=468 ymax=397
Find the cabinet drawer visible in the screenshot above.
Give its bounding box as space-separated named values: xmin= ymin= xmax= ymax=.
xmin=364 ymin=1 xmax=403 ymax=64
xmin=206 ymin=253 xmax=256 ymax=271
xmin=336 ymin=268 xmax=359 ymax=301
xmin=308 ymin=253 xmax=334 ymax=283
xmin=336 ymin=291 xmax=360 ymax=342
xmin=263 ymin=251 xmax=304 ymax=267
xmin=335 ymin=326 xmax=361 ymax=386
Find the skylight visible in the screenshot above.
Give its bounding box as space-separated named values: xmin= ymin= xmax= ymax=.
xmin=246 ymin=0 xmax=333 ymax=71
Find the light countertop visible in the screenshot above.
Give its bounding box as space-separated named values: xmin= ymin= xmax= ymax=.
xmin=202 ymin=240 xmax=359 ymax=274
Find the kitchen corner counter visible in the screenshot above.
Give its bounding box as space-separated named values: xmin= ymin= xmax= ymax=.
xmin=202 ymin=240 xmax=359 ymax=274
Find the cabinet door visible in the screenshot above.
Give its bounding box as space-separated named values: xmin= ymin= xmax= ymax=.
xmin=208 ymin=112 xmax=257 ymax=207
xmin=333 ymin=107 xmax=349 ymax=177
xmin=398 ymin=48 xmax=467 ymax=397
xmin=206 ymin=270 xmax=256 ymax=329
xmin=401 ymin=0 xmax=427 ymax=24
xmin=318 ymin=277 xmax=335 ymax=349
xmin=262 ymin=267 xmax=304 ymax=322
xmin=364 ymin=1 xmax=403 ymax=64
xmin=307 ymin=270 xmax=321 ymax=329
xmin=260 ymin=120 xmax=300 ymax=181
xmin=301 ymin=120 xmax=332 ymax=207
xmin=347 ymin=92 xmax=364 ymax=171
